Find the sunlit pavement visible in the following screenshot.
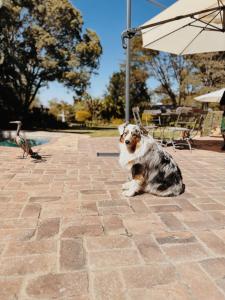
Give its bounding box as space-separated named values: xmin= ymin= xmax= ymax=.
xmin=0 ymin=132 xmax=225 ymax=300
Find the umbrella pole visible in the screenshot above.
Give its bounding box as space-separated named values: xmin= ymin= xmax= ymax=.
xmin=125 ymin=0 xmax=131 ymax=122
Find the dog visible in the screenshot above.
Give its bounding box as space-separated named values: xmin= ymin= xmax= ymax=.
xmin=118 ymin=123 xmax=185 ymax=197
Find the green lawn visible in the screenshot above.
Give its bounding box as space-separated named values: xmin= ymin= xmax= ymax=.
xmin=50 ymin=126 xmax=119 ymax=138
xmin=53 ymin=126 xmax=185 ymax=139
xmin=89 ymin=128 xmax=183 ymax=139
xmin=90 ymin=129 xmax=119 ymax=137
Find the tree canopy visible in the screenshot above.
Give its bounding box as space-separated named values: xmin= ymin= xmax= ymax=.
xmin=0 ymin=0 xmax=102 ymax=117
xmin=126 ymin=36 xmax=225 ymax=108
xmin=102 ymin=36 xmax=153 ymax=119
xmin=48 ymin=98 xmax=75 ymax=122
xmin=189 ymin=52 xmax=225 ymax=94
xmin=149 ymin=53 xmax=197 ymax=106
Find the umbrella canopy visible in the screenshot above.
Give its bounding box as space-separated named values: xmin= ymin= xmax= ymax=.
xmin=195 ymin=88 xmax=225 ymax=103
xmin=141 ymin=0 xmax=225 ymax=55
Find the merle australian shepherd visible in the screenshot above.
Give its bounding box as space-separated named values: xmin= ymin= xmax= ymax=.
xmin=118 ymin=123 xmax=185 ymax=197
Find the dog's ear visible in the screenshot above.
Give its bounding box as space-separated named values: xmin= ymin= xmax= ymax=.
xmin=139 ymin=125 xmax=149 ymax=136
xmin=118 ymin=122 xmax=128 ymax=135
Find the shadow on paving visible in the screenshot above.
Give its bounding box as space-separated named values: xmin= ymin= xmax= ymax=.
xmin=193 ymin=138 xmax=224 ymax=153
xmin=46 ymin=127 xmax=117 ymax=135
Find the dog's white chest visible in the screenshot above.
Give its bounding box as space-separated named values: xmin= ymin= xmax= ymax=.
xmin=119 ymin=144 xmax=139 ymax=170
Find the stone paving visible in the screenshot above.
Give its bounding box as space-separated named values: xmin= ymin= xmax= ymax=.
xmin=0 ymin=132 xmax=225 ymax=300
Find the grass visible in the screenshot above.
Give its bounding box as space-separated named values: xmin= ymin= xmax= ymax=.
xmin=51 ymin=125 xmax=186 ymax=139
xmin=68 ymin=124 xmax=119 ymax=137
xmin=89 ymin=129 xmax=119 ymax=137
xmin=89 ymin=128 xmax=184 ymax=139
xmin=49 ymin=125 xmax=120 ymax=138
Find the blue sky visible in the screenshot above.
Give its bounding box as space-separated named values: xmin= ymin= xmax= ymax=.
xmin=39 ymin=0 xmax=175 ymax=106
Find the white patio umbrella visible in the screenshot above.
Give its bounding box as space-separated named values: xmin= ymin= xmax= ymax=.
xmin=139 ymin=0 xmax=225 ymax=55
xmin=122 ymin=0 xmax=225 ymax=121
xmin=195 ymin=88 xmax=225 ymax=103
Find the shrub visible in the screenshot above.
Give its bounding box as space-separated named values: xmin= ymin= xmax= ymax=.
xmin=142 ymin=112 xmax=153 ymax=124
xmin=75 ymin=110 xmax=91 ymax=123
xmin=111 ymin=118 xmax=124 ymax=125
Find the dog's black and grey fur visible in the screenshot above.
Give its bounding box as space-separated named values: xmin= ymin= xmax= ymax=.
xmin=119 ymin=123 xmax=185 ymax=197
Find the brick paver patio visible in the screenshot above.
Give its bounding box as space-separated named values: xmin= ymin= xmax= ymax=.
xmin=0 ymin=132 xmax=225 ymax=300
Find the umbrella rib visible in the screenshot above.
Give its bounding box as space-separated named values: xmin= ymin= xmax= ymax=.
xmin=142 ymin=8 xmax=221 ymax=50
xmin=218 ymin=0 xmax=225 ymax=8
xmin=179 ymin=29 xmax=204 ymax=55
xmin=142 ymin=23 xmax=192 ymax=49
xmin=139 ymin=6 xmax=225 ymax=31
xmin=189 ymin=24 xmax=221 ymax=32
xmin=217 ymin=0 xmax=223 ymax=25
xmin=191 ymin=14 xmax=223 ymax=31
xmin=179 ymin=11 xmax=221 ymax=55
xmin=221 ymin=0 xmax=225 ymax=30
xmin=142 ymin=9 xmax=219 ymax=36
xmin=142 ymin=12 xmax=213 ymax=49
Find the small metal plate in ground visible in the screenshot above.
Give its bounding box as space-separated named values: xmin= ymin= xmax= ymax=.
xmin=97 ymin=152 xmax=119 ymax=157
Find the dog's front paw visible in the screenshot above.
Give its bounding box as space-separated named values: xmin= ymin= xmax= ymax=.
xmin=122 ymin=190 xmax=135 ymax=197
xmin=122 ymin=182 xmax=131 ymax=190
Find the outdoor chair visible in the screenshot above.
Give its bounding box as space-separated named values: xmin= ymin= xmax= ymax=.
xmin=165 ymin=114 xmax=204 ymax=151
xmin=132 ymin=107 xmax=142 ymax=125
xmin=143 ymin=109 xmax=162 ymax=126
xmin=132 ymin=106 xmax=204 ymax=150
xmin=167 ymin=107 xmax=193 ymax=127
xmin=151 ymin=108 xmax=194 ymax=147
xmin=132 ymin=107 xmax=163 ymax=143
xmin=132 ymin=107 xmax=158 ymax=129
xmin=160 ymin=113 xmax=176 ymax=127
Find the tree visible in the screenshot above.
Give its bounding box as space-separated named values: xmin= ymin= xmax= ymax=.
xmin=130 ymin=37 xmax=225 ymax=107
xmin=0 ymin=0 xmax=102 ymax=116
xmin=188 ymin=52 xmax=225 ymax=94
xmin=84 ymin=95 xmax=103 ymax=121
xmin=102 ymin=69 xmax=151 ymax=120
xmin=48 ymin=98 xmax=74 ymax=122
xmin=103 ymin=36 xmax=152 ymax=120
xmin=101 ymin=71 xmax=125 ymax=120
xmin=145 ymin=50 xmax=225 ymax=107
xmin=147 ymin=52 xmax=198 ymax=107
xmin=74 ymin=93 xmax=103 ymax=121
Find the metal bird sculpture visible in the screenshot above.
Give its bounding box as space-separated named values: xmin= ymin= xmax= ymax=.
xmin=9 ymin=121 xmax=42 ymax=159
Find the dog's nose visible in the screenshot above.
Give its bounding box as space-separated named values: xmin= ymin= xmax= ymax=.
xmin=125 ymin=140 xmax=130 ymax=145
